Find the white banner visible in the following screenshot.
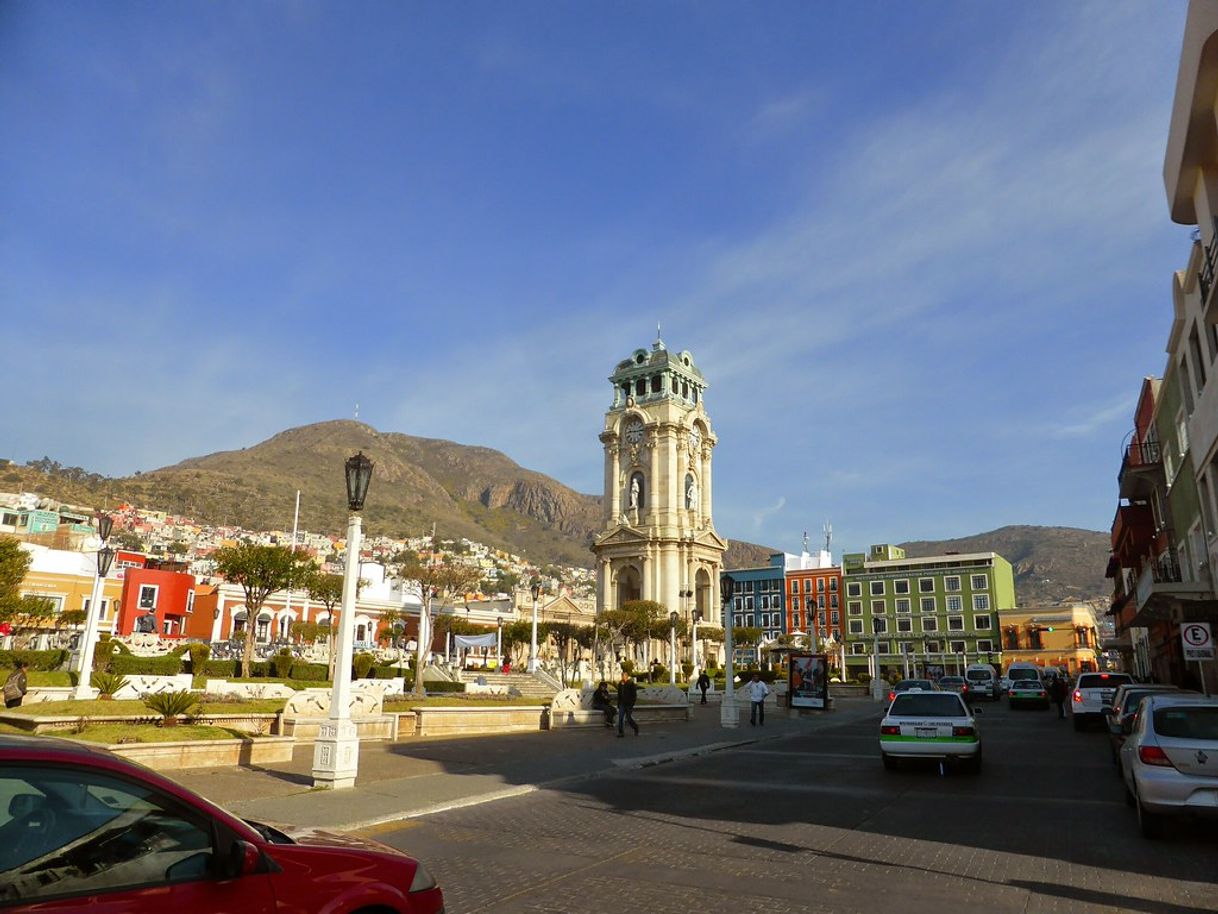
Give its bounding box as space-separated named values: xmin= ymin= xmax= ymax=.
xmin=453 ymin=633 xmax=497 ymax=650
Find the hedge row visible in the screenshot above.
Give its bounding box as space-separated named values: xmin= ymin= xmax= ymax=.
xmin=0 ymin=649 xmax=68 ymax=671
xmin=110 ymin=654 xmax=183 ymax=676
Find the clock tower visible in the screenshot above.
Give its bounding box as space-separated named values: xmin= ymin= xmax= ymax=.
xmin=592 ymin=335 xmax=728 ymax=626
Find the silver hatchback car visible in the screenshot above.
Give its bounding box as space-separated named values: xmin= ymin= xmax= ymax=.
xmin=1119 ymin=693 xmax=1218 ymax=838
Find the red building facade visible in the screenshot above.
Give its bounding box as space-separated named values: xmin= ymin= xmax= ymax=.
xmin=785 ymin=565 xmax=843 ymax=645
xmin=115 ymin=564 xmax=197 ymax=638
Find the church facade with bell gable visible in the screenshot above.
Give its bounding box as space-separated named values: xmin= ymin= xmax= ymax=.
xmin=592 ymin=336 xmax=728 ymax=626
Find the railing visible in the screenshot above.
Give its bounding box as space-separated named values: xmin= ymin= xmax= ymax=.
xmin=1123 ymin=439 xmax=1161 ymax=469
xmin=1151 ymin=551 xmax=1183 ymax=584
xmin=1199 ymin=218 xmax=1218 ymax=304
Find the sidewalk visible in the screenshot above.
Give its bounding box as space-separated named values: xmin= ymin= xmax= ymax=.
xmin=167 ymin=698 xmax=882 ymax=831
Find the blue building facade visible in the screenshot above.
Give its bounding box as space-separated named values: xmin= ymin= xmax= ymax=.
xmin=721 ymin=554 xmax=788 ymax=664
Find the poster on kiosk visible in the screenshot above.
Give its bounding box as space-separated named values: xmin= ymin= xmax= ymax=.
xmin=789 ymin=653 xmax=829 ymax=709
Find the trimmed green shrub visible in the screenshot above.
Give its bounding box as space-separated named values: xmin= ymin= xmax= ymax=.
xmin=202 ymin=659 xmax=241 ymax=678
xmin=352 ymin=652 xmax=375 ymax=680
xmin=0 ymin=649 xmax=67 ymax=671
xmin=272 ymin=649 xmax=294 ymax=679
xmin=423 ymin=680 xmax=465 ymax=693
xmin=143 ymin=690 xmax=200 ymax=723
xmin=92 ymin=671 xmax=129 ymax=699
xmin=681 ymin=661 xmax=694 ymax=680
xmin=111 ymin=654 xmax=182 ymax=677
xmin=291 ymin=662 xmax=329 ymax=682
xmin=706 ymin=657 xmax=719 ymax=672
xmin=186 ymin=642 xmax=211 ymax=673
xmin=620 ymin=659 xmax=635 ymax=675
xmin=857 ymin=672 xmax=872 ymax=686
xmin=649 ymin=664 xmax=668 ymax=683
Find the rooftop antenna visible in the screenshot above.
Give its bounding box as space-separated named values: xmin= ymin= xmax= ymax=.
xmin=354 ymin=402 xmax=360 ymax=421
xmin=823 ymin=520 xmax=833 ymax=552
xmin=802 ymin=530 xmax=809 ymax=553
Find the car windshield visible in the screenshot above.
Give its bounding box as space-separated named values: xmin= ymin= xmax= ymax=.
xmin=966 ymin=671 xmax=991 ymax=681
xmin=1077 ymin=673 xmax=1131 ymax=689
xmin=1008 ymin=669 xmax=1039 ymax=682
xmin=889 ymin=693 xmax=964 ymax=717
xmin=939 ymin=678 xmax=964 ymax=686
xmin=1153 ymin=706 xmax=1218 ymax=739
xmin=895 ymin=680 xmax=934 ymax=691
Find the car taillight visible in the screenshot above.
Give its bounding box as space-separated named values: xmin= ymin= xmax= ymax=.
xmin=881 ymin=725 xmax=900 ymax=735
xmin=962 ymin=684 xmax=969 ymax=692
xmin=1072 ymin=690 xmax=1081 ymax=703
xmin=952 ymin=726 xmax=974 ymax=737
xmin=1138 ymin=745 xmax=1175 ymax=768
xmin=888 ymin=691 xmax=895 ymax=702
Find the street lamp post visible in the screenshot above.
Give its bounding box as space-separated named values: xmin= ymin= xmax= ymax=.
xmin=690 ymin=608 xmax=702 ymax=678
xmin=669 ymin=611 xmax=678 ymax=685
xmin=73 ymin=513 xmax=115 ymax=699
xmin=720 ymin=575 xmax=738 ymax=728
xmin=496 ymin=615 xmax=503 ymax=668
xmin=313 ymin=451 xmax=373 ymax=790
xmin=528 ymin=583 xmax=541 ymax=673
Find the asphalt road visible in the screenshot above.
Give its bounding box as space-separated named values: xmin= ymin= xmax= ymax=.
xmin=370 ymin=700 xmax=1218 ymax=914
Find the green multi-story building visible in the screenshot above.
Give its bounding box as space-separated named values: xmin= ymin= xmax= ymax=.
xmin=841 ymin=544 xmax=1016 ymax=680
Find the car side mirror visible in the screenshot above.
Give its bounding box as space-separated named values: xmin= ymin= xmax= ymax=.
xmin=225 ymin=840 xmax=263 ymax=879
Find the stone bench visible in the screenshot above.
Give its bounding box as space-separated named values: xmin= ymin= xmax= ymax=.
xmin=547 ymin=704 xmax=690 ymax=729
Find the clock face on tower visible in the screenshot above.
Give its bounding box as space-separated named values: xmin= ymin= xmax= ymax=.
xmin=625 ymin=421 xmax=644 ymax=445
xmin=688 ymin=426 xmax=702 ymax=451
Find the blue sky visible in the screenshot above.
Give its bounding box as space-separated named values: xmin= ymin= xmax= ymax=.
xmin=0 ymin=1 xmax=1194 ymax=556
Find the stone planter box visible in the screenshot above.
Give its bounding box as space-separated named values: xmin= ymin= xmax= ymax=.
xmin=278 ymin=716 xmax=397 ymax=741
xmin=0 ymin=711 xmax=282 ymax=736
xmin=109 ymin=736 xmax=295 ymax=771
xmin=410 ymin=705 xmax=550 ymax=737
xmin=23 ymin=687 xmax=96 ymax=704
xmin=548 ymin=704 xmax=690 ymax=729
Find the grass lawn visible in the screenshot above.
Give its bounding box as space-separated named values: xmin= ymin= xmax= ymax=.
xmin=0 ymin=670 xmax=77 ymax=687
xmin=69 ymin=724 xmax=250 ymax=744
xmin=8 ymin=698 xmax=287 ymax=717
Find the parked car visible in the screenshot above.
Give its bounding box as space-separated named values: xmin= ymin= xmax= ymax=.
xmin=1072 ymin=670 xmax=1134 ymax=730
xmin=0 ymin=735 xmax=445 ymax=913
xmin=1119 ymin=693 xmax=1218 ymax=838
xmin=886 ymin=679 xmax=937 ymax=703
xmin=1005 ymin=663 xmax=1050 ymax=709
xmin=880 ymin=690 xmax=981 ymax=773
xmin=1105 ymin=684 xmax=1183 ymax=764
xmin=937 ymin=676 xmax=969 ymax=698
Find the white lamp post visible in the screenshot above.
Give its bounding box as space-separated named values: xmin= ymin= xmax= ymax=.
xmin=527 ymin=583 xmax=541 ymax=672
xmin=690 ymin=607 xmax=701 ymax=678
xmin=496 ymin=615 xmax=503 ymax=668
xmin=313 ymin=451 xmax=373 ymax=790
xmin=669 ymin=611 xmax=678 ymax=684
xmin=73 ymin=514 xmax=115 ymax=699
xmin=720 ymin=575 xmax=738 ymax=728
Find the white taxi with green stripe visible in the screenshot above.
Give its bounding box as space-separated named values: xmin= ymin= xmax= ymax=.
xmin=880 ymin=691 xmax=982 ymax=773
xmin=1006 ymin=662 xmax=1050 ymax=709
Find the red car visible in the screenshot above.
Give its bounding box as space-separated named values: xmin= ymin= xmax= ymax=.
xmin=0 ymin=734 xmax=445 ymax=913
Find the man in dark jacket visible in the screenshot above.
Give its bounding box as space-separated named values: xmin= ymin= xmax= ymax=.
xmin=697 ymin=670 xmax=711 ymax=704
xmin=592 ymin=681 xmax=616 ymax=728
xmin=1049 ymin=675 xmax=1069 ymax=719
xmin=616 ymin=670 xmax=639 ymax=737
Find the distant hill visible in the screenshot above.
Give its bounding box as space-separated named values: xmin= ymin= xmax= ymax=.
xmin=899 ymin=525 xmax=1111 ymax=606
xmin=1 ymin=420 xmax=775 ymax=569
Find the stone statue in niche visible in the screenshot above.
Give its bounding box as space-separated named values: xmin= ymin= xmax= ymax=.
xmin=629 ymin=476 xmax=641 ymax=509
xmin=686 ymin=475 xmax=698 ymax=509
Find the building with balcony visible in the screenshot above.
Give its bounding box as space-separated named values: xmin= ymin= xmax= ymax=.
xmin=997 ymin=604 xmax=1101 ymax=675
xmin=840 ymin=544 xmax=1014 ymax=680
xmin=721 ymin=556 xmax=788 ymax=664
xmin=782 ymin=539 xmax=842 ymax=652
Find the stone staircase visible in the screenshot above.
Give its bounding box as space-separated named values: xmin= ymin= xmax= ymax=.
xmin=469 ymin=671 xmax=560 ymax=700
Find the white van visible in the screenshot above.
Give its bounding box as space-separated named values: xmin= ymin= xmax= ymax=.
xmin=964 ymin=664 xmax=1000 ymax=701
xmin=1006 ymin=662 xmax=1050 ymax=709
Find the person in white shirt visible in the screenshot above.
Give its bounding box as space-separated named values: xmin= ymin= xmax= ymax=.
xmin=746 ymin=672 xmax=771 ymax=726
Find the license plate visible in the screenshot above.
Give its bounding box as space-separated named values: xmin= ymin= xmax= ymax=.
xmin=916 ymin=727 xmax=937 ymax=738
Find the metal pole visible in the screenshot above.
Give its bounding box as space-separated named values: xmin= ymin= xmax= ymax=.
xmin=721 ymin=583 xmax=738 ymax=728
xmin=528 ymin=589 xmax=539 ymax=673
xmin=669 ymin=620 xmax=677 ymax=685
xmin=313 ymin=511 xmax=362 ymax=789
xmin=72 ymin=567 xmax=108 ymax=699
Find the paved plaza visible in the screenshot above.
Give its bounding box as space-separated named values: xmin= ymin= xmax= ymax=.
xmin=171 ymin=700 xmax=1218 ymax=914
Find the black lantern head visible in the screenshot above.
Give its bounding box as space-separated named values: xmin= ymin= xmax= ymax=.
xmin=497 ymin=616 xmax=503 ymax=627
xmin=97 ymin=546 xmax=116 ymax=577
xmin=345 ymin=452 xmax=374 ymax=512
xmin=669 ymin=611 xmax=678 ymax=625
xmin=692 ymin=609 xmax=702 ymax=623
xmin=530 ymin=583 xmax=541 ymax=601
xmin=722 ymin=575 xmax=734 ymax=600
xmin=96 ymin=513 xmax=114 ymax=543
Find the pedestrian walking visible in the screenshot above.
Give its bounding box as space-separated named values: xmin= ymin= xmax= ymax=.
xmin=746 ymin=672 xmax=771 ymax=726
xmin=616 ymin=670 xmax=639 ymax=737
xmin=697 ymin=670 xmax=711 ymax=704
xmin=1049 ymin=675 xmax=1068 ymax=719
xmin=4 ymin=661 xmax=29 ymax=709
xmin=592 ymin=681 xmax=616 ymax=728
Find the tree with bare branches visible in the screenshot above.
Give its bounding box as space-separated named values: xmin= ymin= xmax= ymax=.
xmin=394 ymin=548 xmax=481 ymax=697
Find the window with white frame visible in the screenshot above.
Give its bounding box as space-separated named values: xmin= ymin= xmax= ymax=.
xmin=893 ymin=579 xmax=909 ymax=595
xmin=870 ymin=580 xmax=884 ymax=596
xmin=900 ymin=641 xmax=916 ymax=654
xmin=735 ymin=597 xmax=743 ymax=612
xmin=829 ymin=578 xmax=838 ymax=592
xmin=817 ymin=596 xmax=825 ymax=609
xmin=970 ymin=574 xmax=988 ymax=590
xmin=791 ymin=580 xmax=799 ymax=594
xmin=926 ymin=640 xmax=942 ymax=652
xmin=817 ymin=578 xmax=825 ymax=593
xmin=949 ymin=640 xmax=966 ymax=654
xmin=847 ymin=581 xmax=862 ymax=597
xmin=872 ymin=617 xmax=888 ymax=634
xmin=920 ymin=596 xmax=936 ymax=613
xmin=973 ymin=594 xmax=990 ymax=611
xmin=848 ymin=619 xmax=863 ymax=634
xmin=745 ymin=595 xmax=754 ymax=610
xmin=973 ymin=614 xmax=992 ymax=630
xmin=944 ymin=576 xmax=961 ymax=592
xmin=830 ymin=610 xmax=839 ymax=625
xmin=921 ymin=616 xmax=938 ymax=632
xmin=897 ymin=617 xmax=912 ymax=632
xmin=803 ymin=578 xmax=812 ymax=592
xmin=871 ymin=600 xmax=886 ymax=615
xmin=947 ymin=615 xmax=964 ymax=631
xmin=945 ymin=595 xmax=963 ymax=613
xmin=977 ymin=639 xmax=994 ymax=652
xmin=185 ymin=590 xmax=195 ymax=614
xmin=895 ymin=598 xmax=911 ymax=613
xmin=877 ymin=641 xmax=891 ymax=654
xmin=138 ymin=585 xmax=158 ymax=610
xmin=848 ymin=601 xmax=862 ymax=616
xmin=851 ymin=642 xmax=867 ymax=655
xmin=918 ymin=578 xmax=935 ymax=593
xmin=830 ymin=594 xmax=838 ymax=609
